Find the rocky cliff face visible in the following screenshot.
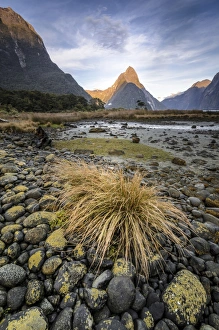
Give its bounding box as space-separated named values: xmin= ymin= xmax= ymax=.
xmin=87 ymin=66 xmax=165 ymax=110
xmin=199 ymin=73 xmax=219 ymax=110
xmin=0 ymin=7 xmax=90 ymax=99
xmin=162 ymin=79 xmax=211 ymax=110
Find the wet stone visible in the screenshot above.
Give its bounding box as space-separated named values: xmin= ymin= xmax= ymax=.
xmin=24 ymin=227 xmax=47 ymax=244
xmin=96 ymin=318 xmax=127 ymax=330
xmin=7 ymin=286 xmax=27 ymax=311
xmin=84 ymin=287 xmax=108 ymax=310
xmin=0 ymin=306 xmax=48 ymax=330
xmin=0 ymin=264 xmax=26 ymax=288
xmin=4 ymin=205 xmax=25 ymax=221
xmin=25 ymin=279 xmax=44 ymax=305
xmin=107 ymin=276 xmax=136 ymax=314
xmin=72 ymin=304 xmax=93 ymax=330
xmin=41 ymin=255 xmax=62 ymax=275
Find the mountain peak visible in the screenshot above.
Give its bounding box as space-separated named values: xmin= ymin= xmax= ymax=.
xmin=117 ymin=66 xmax=143 ymax=89
xmin=191 ymin=79 xmax=211 ymax=88
xmin=0 ymin=6 xmax=90 ymax=98
xmin=0 ymin=6 xmax=42 ymax=45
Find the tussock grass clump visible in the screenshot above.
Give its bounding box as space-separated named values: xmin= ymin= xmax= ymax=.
xmin=55 ymin=161 xmax=190 ymax=277
xmin=0 ymin=120 xmax=37 ymax=133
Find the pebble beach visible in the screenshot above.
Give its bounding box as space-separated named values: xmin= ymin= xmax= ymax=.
xmin=0 ymin=120 xmax=219 ymax=330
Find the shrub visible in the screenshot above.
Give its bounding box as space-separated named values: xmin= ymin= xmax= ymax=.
xmin=55 ymin=161 xmax=190 ymax=277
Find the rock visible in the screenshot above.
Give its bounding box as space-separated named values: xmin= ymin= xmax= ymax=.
xmin=1 ymin=192 xmax=25 ymax=205
xmin=112 ymin=258 xmax=136 ymax=279
xmin=25 ymin=279 xmax=44 ymax=305
xmin=96 ymin=319 xmax=127 ymax=330
xmin=0 ymin=174 xmax=17 ymax=186
xmin=121 ymin=312 xmax=134 ymax=330
xmin=131 ymin=289 xmax=146 ymax=312
xmin=140 ymin=307 xmax=154 ymax=329
xmin=84 ymin=287 xmax=108 ymax=310
xmin=205 ymin=261 xmax=219 ymax=276
xmin=203 ymin=213 xmax=219 ymax=226
xmin=23 ymin=211 xmax=56 ymax=228
xmin=39 ymin=298 xmax=54 ymax=315
xmin=28 ymin=250 xmax=46 ymax=273
xmin=162 ymin=269 xmax=207 ymax=327
xmin=190 ymin=237 xmax=210 ymax=255
xmin=45 ymin=228 xmax=67 ymax=251
xmin=89 ymin=127 xmax=106 ymax=133
xmin=60 ymin=292 xmax=77 ymax=309
xmin=0 ymin=308 xmax=48 ymax=329
xmin=93 ymin=305 xmax=111 ymax=324
xmin=72 ymin=304 xmax=93 ymax=330
xmin=50 ymin=307 xmax=73 ymax=330
xmin=25 ymin=188 xmax=42 ymax=199
xmin=7 ymin=286 xmax=26 ymax=310
xmin=92 ymin=269 xmax=113 ymax=289
xmin=7 ymin=242 xmax=20 ymax=259
xmin=54 ymin=261 xmax=87 ymax=295
xmin=188 ymin=197 xmax=201 ymax=207
xmin=191 ymin=221 xmax=218 ymax=242
xmin=107 ymin=276 xmax=136 ymax=314
xmin=24 ymin=227 xmax=47 ymax=244
xmin=171 ymin=158 xmax=186 ymax=166
xmin=39 ymin=194 xmax=57 ymax=211
xmin=0 ymin=264 xmax=26 ymax=288
xmin=4 ymin=205 xmax=25 ymax=221
xmin=41 ymin=256 xmax=62 ymax=275
xmin=155 ymin=318 xmax=179 ymax=330
xmin=148 ymin=301 xmax=165 ymax=321
xmin=169 ymin=188 xmax=180 ymax=199
xmin=209 ymin=313 xmax=219 ymax=329
xmin=1 ymin=224 xmax=22 ymax=235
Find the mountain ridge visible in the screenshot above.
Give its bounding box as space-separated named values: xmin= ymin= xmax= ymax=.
xmin=0 ymin=7 xmax=90 ymax=99
xmin=87 ymin=67 xmax=165 ymax=110
xmin=162 ymin=79 xmax=212 ymax=110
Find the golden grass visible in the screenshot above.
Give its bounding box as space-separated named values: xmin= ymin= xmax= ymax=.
xmin=55 ymin=160 xmax=190 ymax=277
xmin=0 ymin=120 xmax=38 ymax=133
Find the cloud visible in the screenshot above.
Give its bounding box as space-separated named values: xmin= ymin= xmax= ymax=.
xmin=84 ymin=15 xmax=128 ymax=51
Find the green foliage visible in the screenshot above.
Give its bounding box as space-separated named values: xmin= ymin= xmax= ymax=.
xmin=0 ymin=88 xmax=102 ymax=113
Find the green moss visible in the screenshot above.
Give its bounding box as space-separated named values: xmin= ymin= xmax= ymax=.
xmin=49 ymin=210 xmax=68 ymax=229
xmin=54 ymin=137 xmax=173 ymax=162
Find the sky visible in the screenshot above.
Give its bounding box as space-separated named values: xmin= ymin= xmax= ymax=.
xmin=1 ymin=0 xmax=219 ymax=100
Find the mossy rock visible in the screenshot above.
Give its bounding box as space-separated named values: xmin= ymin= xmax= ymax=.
xmin=4 ymin=205 xmax=25 ymax=222
xmin=0 ymin=307 xmax=48 ymax=329
xmin=1 ymin=224 xmax=22 ymax=235
xmin=23 ymin=211 xmax=56 ymax=228
xmin=112 ymin=258 xmax=136 ymax=279
xmin=162 ymin=269 xmax=207 ymax=327
xmin=45 ymin=228 xmax=67 ymax=250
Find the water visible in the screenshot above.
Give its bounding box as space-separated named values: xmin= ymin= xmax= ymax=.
xmin=61 ymin=120 xmax=219 ymax=140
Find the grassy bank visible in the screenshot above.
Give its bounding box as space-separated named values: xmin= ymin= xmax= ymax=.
xmin=54 ymin=137 xmax=173 ymax=161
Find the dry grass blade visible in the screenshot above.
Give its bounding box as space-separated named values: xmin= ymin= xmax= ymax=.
xmin=55 ymin=160 xmax=190 ymax=278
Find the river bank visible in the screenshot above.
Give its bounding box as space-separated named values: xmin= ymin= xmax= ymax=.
xmin=0 ymin=129 xmax=219 ymax=329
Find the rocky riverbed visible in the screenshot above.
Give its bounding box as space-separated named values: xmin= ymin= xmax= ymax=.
xmin=0 ymin=128 xmax=219 ymax=330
